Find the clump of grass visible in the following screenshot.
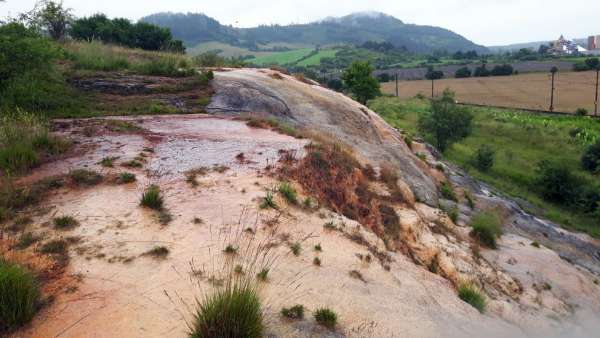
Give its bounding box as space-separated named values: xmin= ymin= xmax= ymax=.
xmin=16 ymin=233 xmax=39 ymax=250
xmin=314 ymin=243 xmax=322 ymax=252
xmin=0 ymin=112 xmax=68 ymax=174
xmin=281 ymin=305 xmax=304 ymax=320
xmin=117 ymin=172 xmax=136 ymax=184
xmin=313 ymin=257 xmax=321 ymax=266
xmin=122 ymin=160 xmax=143 ymax=168
xmin=259 ymin=192 xmax=278 ymax=210
xmin=39 ymin=239 xmax=68 ymax=255
xmin=314 ymin=308 xmax=337 ymax=330
xmin=470 ymin=211 xmax=503 ymax=249
xmin=440 ymin=182 xmax=457 ymax=201
xmin=234 ymin=265 xmax=244 ymax=275
xmin=256 ymin=268 xmax=269 ymax=281
xmin=144 ymin=246 xmax=169 ymax=259
xmin=531 ymin=241 xmax=541 ymax=248
xmin=323 ymin=221 xmax=336 ymax=231
xmin=464 ymin=190 xmax=475 ymax=209
xmin=69 ymin=169 xmax=103 ymax=186
xmin=223 ymin=245 xmax=238 ymax=255
xmin=53 ymin=216 xmax=79 ymax=230
xmin=193 ymin=217 xmax=203 ymax=225
xmin=98 ymin=156 xmax=119 ymax=168
xmin=0 ymin=260 xmax=40 ymax=332
xmin=302 ymin=196 xmax=316 ymax=209
xmin=189 ymin=281 xmax=263 ymax=338
xmin=158 ymin=210 xmax=173 ymax=225
xmin=140 ymin=185 xmax=163 ymax=210
xmin=458 ymin=283 xmax=486 ymax=313
xmin=290 ymin=242 xmax=301 ymax=256
xmin=278 ymin=182 xmax=297 ymax=204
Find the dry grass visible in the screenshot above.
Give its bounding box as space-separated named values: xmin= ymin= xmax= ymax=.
xmin=382 ymin=71 xmax=600 ymax=113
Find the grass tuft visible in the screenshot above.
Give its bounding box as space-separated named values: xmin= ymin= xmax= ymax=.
xmin=189 ymin=281 xmax=263 ymax=338
xmin=117 ymin=172 xmax=136 ymax=184
xmin=53 ymin=216 xmax=79 ymax=230
xmin=281 ymin=305 xmax=304 ymax=320
xmin=0 ymin=261 xmax=40 ymax=332
xmin=314 ymin=308 xmax=337 ymax=330
xmin=458 ymin=283 xmax=486 ymax=313
xmin=259 ymin=192 xmax=278 ymax=210
xmin=278 ymin=182 xmax=297 ymax=204
xmin=290 ymin=242 xmax=302 ymax=256
xmin=256 ymin=268 xmax=269 ymax=282
xmin=144 ymin=246 xmax=169 ymax=259
xmin=470 ymin=211 xmax=503 ymax=249
xmin=69 ymin=169 xmax=103 ymax=186
xmin=140 ymin=185 xmax=163 ymax=210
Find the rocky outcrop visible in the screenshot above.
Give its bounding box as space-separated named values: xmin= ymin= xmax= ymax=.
xmin=208 ymin=69 xmax=439 ymax=206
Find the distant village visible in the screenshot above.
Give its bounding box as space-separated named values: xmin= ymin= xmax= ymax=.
xmin=550 ymin=34 xmax=600 ymax=56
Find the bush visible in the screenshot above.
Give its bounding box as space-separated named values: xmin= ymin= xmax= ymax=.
xmin=69 ymin=169 xmax=103 ymax=186
xmin=314 ymin=308 xmax=337 ymax=329
xmin=454 ymin=67 xmax=472 ymax=78
xmin=418 ymin=90 xmax=473 ymax=152
xmin=471 ymin=145 xmax=495 ymax=172
xmin=470 ymin=211 xmax=503 ymax=249
xmin=440 ymin=182 xmax=457 ymax=201
xmin=0 ymin=261 xmax=40 ymax=332
xmin=140 ymin=185 xmax=163 ymax=210
xmin=458 ymin=283 xmax=486 ymax=313
xmin=535 ymin=161 xmax=582 ymax=203
xmin=582 ymin=141 xmax=600 ymax=173
xmin=53 ymin=216 xmax=79 ymax=229
xmin=189 ymin=282 xmax=263 ymax=338
xmin=117 ymin=172 xmax=136 ymax=184
xmin=575 ymin=108 xmax=588 ymax=116
xmin=490 ymin=64 xmax=514 ymax=76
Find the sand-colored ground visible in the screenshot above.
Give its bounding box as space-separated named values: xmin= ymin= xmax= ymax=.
xmin=382 ymin=71 xmax=600 ymax=113
xmin=1 ymin=112 xmax=596 ymax=338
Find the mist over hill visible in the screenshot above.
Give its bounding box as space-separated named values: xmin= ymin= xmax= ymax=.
xmin=141 ymin=12 xmax=488 ymax=53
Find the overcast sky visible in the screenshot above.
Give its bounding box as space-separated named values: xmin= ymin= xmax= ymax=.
xmin=1 ymin=0 xmax=598 ymax=46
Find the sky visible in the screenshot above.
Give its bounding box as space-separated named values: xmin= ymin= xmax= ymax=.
xmin=1 ymin=0 xmax=598 ymax=46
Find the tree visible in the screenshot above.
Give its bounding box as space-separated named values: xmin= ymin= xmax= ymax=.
xmin=36 ymin=0 xmax=73 ymax=40
xmin=471 ymin=145 xmax=495 ymax=172
xmin=425 ymin=67 xmax=444 ymax=97
xmin=535 ymin=160 xmax=582 ymax=203
xmin=491 ymin=64 xmax=514 ymax=76
xmin=418 ymin=90 xmax=473 ymax=152
xmin=455 ymin=67 xmax=472 ymax=78
xmin=473 ymin=64 xmax=490 ymax=77
xmin=342 ymin=61 xmax=381 ymax=105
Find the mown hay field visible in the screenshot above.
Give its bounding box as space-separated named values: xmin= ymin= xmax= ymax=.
xmin=381 ymin=71 xmax=599 ymax=114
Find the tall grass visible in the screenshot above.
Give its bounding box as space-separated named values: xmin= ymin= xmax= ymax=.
xmin=65 ymin=41 xmax=195 ymax=77
xmin=0 ymin=260 xmax=40 ymax=332
xmin=458 ymin=283 xmax=486 ymax=313
xmin=470 ymin=211 xmax=503 ymax=249
xmin=0 ymin=111 xmax=68 ymax=174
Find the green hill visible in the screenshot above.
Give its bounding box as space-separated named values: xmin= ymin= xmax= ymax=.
xmin=141 ymin=12 xmax=488 ymax=54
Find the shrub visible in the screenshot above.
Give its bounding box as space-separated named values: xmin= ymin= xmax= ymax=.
xmin=535 ymin=161 xmax=582 ymax=203
xmin=314 ymin=308 xmax=337 ymax=329
xmin=470 ymin=211 xmax=503 ymax=249
xmin=458 ymin=283 xmax=486 ymax=313
xmin=99 ymin=156 xmax=118 ymax=167
xmin=582 ymin=141 xmax=600 ymax=173
xmin=281 ymin=305 xmax=304 ymax=319
xmin=575 ymin=108 xmax=588 ymax=116
xmin=471 ymin=145 xmax=495 ymax=172
xmin=454 ymin=67 xmax=472 ymax=78
xmin=140 ymin=185 xmax=163 ymax=210
xmin=314 ymin=243 xmax=322 ymax=252
xmin=0 ymin=261 xmax=40 ymax=332
xmin=189 ymin=282 xmax=263 ymax=338
xmin=278 ymin=182 xmax=297 ymax=204
xmin=290 ymin=242 xmax=302 ymax=256
xmin=53 ymin=216 xmax=79 ymax=229
xmin=313 ymin=257 xmax=321 ymax=266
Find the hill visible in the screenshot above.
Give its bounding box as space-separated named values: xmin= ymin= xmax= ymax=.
xmin=141 ymin=11 xmax=488 ymax=54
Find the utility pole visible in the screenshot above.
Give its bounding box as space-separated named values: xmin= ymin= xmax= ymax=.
xmin=395 ymin=73 xmax=399 ymax=97
xmin=549 ymin=66 xmax=558 ymax=112
xmin=431 ymin=79 xmax=434 ymax=98
xmin=595 ymin=66 xmax=599 ymax=116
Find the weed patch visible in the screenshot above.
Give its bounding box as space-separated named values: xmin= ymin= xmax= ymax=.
xmin=0 ymin=261 xmax=40 ymax=332
xmin=314 ymin=308 xmax=337 ymax=330
xmin=53 ymin=216 xmax=79 ymax=230
xmin=281 ymin=305 xmax=304 ymax=319
xmin=140 ymin=185 xmax=163 ymax=210
xmin=470 ymin=211 xmax=503 ymax=249
xmin=458 ymin=283 xmax=486 ymax=313
xmin=69 ymin=169 xmax=103 ymax=186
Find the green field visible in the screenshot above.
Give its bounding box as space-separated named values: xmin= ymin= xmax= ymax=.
xmin=369 ymin=97 xmax=600 ymax=237
xmin=187 ymin=41 xmax=273 ymax=58
xmin=248 ymin=48 xmax=314 ymax=66
xmin=297 ymin=49 xmax=338 ymax=66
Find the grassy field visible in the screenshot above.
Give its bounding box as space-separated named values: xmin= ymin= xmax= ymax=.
xmin=369 ymin=97 xmax=600 ymax=237
xmin=297 ymin=49 xmax=338 ymax=66
xmin=248 ymin=48 xmax=314 ymax=66
xmin=381 ymin=71 xmax=600 ymax=114
xmin=187 ymin=41 xmax=274 ymax=58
